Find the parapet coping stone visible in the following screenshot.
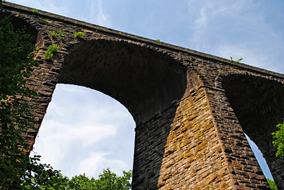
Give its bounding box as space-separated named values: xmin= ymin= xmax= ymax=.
xmin=2 ymin=1 xmax=284 ymax=80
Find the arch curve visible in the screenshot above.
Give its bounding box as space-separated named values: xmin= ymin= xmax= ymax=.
xmin=221 ymin=73 xmax=284 ymax=188
xmin=59 ymin=39 xmax=187 ymax=123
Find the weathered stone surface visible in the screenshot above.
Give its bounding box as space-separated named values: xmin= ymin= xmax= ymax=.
xmin=2 ymin=2 xmax=284 ymax=189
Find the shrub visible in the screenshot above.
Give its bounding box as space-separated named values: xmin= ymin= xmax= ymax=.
xmin=230 ymin=57 xmax=243 ymax=64
xmin=44 ymin=44 xmax=59 ymax=60
xmin=31 ymin=8 xmax=39 ymax=14
xmin=73 ymin=31 xmax=86 ymax=39
xmin=155 ymin=39 xmax=161 ymax=43
xmin=267 ymin=179 xmax=278 ymax=190
xmin=48 ymin=30 xmax=64 ymax=38
xmin=272 ymin=122 xmax=284 ymax=157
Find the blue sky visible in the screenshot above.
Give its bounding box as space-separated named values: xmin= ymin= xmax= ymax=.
xmin=8 ymin=0 xmax=284 ymax=179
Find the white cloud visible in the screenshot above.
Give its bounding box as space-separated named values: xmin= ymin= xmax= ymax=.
xmin=187 ymin=0 xmax=255 ymax=48
xmin=88 ymin=0 xmax=111 ymax=26
xmin=77 ymin=152 xmax=128 ymax=178
xmin=185 ymin=1 xmax=281 ymax=178
xmin=8 ymin=0 xmax=283 ymax=180
xmin=215 ymin=44 xmax=271 ymax=69
xmin=186 ymin=0 xmax=284 ymax=72
xmin=32 ymin=84 xmax=135 ymax=178
xmin=8 ymin=0 xmax=111 ymax=26
xmin=32 ymin=120 xmax=117 ymax=170
xmin=8 ymin=0 xmax=70 ymax=16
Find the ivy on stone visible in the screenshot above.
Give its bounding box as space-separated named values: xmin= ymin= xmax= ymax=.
xmin=272 ymin=122 xmax=284 ymax=158
xmin=0 ymin=14 xmax=61 ymax=190
xmin=44 ymin=44 xmax=59 ymax=60
xmin=0 ymin=13 xmax=132 ymax=190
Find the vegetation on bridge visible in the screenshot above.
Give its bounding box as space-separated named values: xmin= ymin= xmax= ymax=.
xmin=0 ymin=9 xmax=131 ymax=189
xmin=272 ymin=122 xmax=284 ymax=158
xmin=0 ymin=1 xmax=283 ymax=189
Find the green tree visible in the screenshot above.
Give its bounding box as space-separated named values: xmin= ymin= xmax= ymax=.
xmin=69 ymin=169 xmax=132 ymax=190
xmin=21 ymin=169 xmax=132 ymax=190
xmin=230 ymin=56 xmax=244 ymax=64
xmin=20 ymin=156 xmax=72 ymax=190
xmin=0 ymin=13 xmax=132 ymax=190
xmin=0 ymin=14 xmax=34 ymax=189
xmin=272 ymin=122 xmax=284 ymax=158
xmin=0 ymin=13 xmax=62 ymax=189
xmin=267 ymin=179 xmax=278 ymax=190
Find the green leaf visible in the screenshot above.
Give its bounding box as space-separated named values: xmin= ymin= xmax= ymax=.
xmin=272 ymin=122 xmax=284 ymax=157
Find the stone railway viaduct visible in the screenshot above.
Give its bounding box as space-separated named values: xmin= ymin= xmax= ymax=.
xmin=1 ymin=2 xmax=284 ymax=189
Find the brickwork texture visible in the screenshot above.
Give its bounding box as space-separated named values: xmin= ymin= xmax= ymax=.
xmin=2 ymin=2 xmax=284 ymax=189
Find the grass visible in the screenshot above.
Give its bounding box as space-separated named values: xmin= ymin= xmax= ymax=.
xmin=230 ymin=57 xmax=244 ymax=64
xmin=155 ymin=39 xmax=161 ymax=43
xmin=44 ymin=44 xmax=59 ymax=60
xmin=48 ymin=30 xmax=65 ymax=39
xmin=267 ymin=179 xmax=278 ymax=190
xmin=73 ymin=31 xmax=86 ymax=39
xmin=32 ymin=8 xmax=39 ymax=14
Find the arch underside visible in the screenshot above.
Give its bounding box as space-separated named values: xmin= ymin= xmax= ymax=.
xmin=59 ymin=39 xmax=187 ymax=123
xmin=4 ymin=9 xmax=284 ymax=189
xmin=58 ymin=39 xmax=188 ymax=189
xmin=222 ymin=74 xmax=284 ymax=188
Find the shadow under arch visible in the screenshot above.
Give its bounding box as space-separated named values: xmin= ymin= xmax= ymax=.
xmin=59 ymin=39 xmax=187 ymax=188
xmin=222 ymin=74 xmax=284 ymax=188
xmin=59 ymin=39 xmax=187 ymax=123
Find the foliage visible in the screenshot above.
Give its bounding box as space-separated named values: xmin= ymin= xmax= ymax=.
xmin=73 ymin=31 xmax=86 ymax=39
xmin=44 ymin=44 xmax=59 ymax=60
xmin=0 ymin=16 xmax=131 ymax=190
xmin=21 ymin=156 xmax=68 ymax=189
xmin=0 ymin=15 xmax=30 ymax=189
xmin=0 ymin=17 xmax=36 ymax=96
xmin=85 ymin=169 xmax=131 ymax=190
xmin=267 ymin=179 xmax=278 ymax=190
xmin=31 ymin=8 xmax=39 ymax=14
xmin=0 ymin=12 xmax=132 ymax=190
xmin=230 ymin=56 xmax=243 ymax=64
xmin=21 ymin=169 xmax=132 ymax=190
xmin=155 ymin=39 xmax=161 ymax=44
xmin=70 ymin=169 xmax=132 ymax=190
xmin=48 ymin=30 xmax=65 ymax=39
xmin=0 ymin=15 xmax=65 ymax=189
xmin=272 ymin=122 xmax=284 ymax=157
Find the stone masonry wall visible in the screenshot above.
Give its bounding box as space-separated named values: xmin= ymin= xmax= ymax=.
xmin=3 ymin=2 xmax=284 ymax=189
xmin=133 ymin=72 xmax=233 ymax=189
xmin=194 ymin=58 xmax=284 ymax=189
xmin=156 ymin=72 xmax=233 ymax=189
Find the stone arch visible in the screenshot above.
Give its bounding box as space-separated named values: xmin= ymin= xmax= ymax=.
xmin=221 ymin=74 xmax=284 ymax=188
xmin=59 ymin=39 xmax=187 ymax=123
xmin=50 ymin=38 xmax=187 ymax=188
